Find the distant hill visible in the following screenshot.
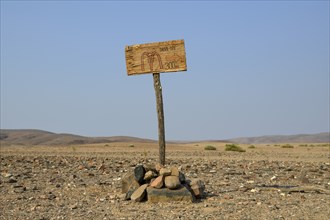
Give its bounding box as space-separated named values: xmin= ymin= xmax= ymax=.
xmin=0 ymin=129 xmax=329 ymax=146
xmin=0 ymin=129 xmax=155 ymax=146
xmin=226 ymin=133 xmax=330 ymax=144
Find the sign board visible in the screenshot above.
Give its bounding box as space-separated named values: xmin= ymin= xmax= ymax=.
xmin=125 ymin=39 xmax=187 ymax=75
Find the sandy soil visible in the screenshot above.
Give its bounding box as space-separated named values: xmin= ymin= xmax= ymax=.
xmin=1 ymin=142 xmax=329 ymax=219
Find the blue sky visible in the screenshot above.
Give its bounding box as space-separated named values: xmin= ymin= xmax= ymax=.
xmin=1 ymin=1 xmax=329 ymax=140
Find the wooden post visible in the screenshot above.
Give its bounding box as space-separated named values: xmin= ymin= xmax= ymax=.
xmin=153 ymin=73 xmax=166 ymax=165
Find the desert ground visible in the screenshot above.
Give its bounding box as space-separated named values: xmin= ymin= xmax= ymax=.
xmin=1 ymin=142 xmax=329 ymax=219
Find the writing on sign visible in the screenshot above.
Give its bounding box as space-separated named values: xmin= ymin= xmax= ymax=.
xmin=125 ymin=39 xmax=187 ymax=75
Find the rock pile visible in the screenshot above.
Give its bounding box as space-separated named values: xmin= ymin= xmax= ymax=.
xmin=121 ymin=163 xmax=205 ymax=202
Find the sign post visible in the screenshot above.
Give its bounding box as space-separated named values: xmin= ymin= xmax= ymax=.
xmin=152 ymin=72 xmax=166 ymax=165
xmin=125 ymin=39 xmax=187 ymax=165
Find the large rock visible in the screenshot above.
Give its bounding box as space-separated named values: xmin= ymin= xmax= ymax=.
xmin=144 ymin=170 xmax=156 ymax=182
xmin=189 ymin=179 xmax=205 ymax=198
xmin=159 ymin=168 xmax=172 ymax=176
xmin=164 ymin=176 xmax=181 ymax=189
xmin=171 ymin=167 xmax=180 ymax=176
xmin=144 ymin=164 xmax=158 ymax=173
xmin=179 ymin=172 xmax=186 ymax=183
xmin=131 ymin=184 xmax=148 ymax=202
xmin=134 ymin=165 xmax=145 ymax=184
xmin=125 ymin=180 xmax=140 ymax=200
xmin=155 ymin=163 xmax=163 ymax=173
xmin=150 ymin=175 xmax=164 ymax=189
xmin=122 ymin=172 xmax=139 ymax=194
xmin=147 ymin=186 xmax=193 ymax=202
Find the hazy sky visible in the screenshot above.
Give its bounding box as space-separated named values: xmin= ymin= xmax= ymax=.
xmin=1 ymin=1 xmax=329 ymax=140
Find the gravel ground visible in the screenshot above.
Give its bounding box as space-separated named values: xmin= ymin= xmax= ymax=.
xmin=0 ymin=145 xmax=330 ymax=220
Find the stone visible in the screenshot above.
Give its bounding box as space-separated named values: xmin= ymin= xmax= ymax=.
xmin=299 ymin=172 xmax=310 ymax=184
xmin=155 ymin=163 xmax=163 ymax=172
xmin=119 ymin=193 xmax=127 ymax=201
xmin=171 ymin=167 xmax=180 ymax=176
xmin=48 ymin=193 xmax=56 ymax=200
xmin=7 ymin=177 xmax=17 ymax=183
xmin=150 ymin=175 xmax=164 ymax=189
xmin=131 ymin=184 xmax=148 ymax=202
xmin=179 ymin=172 xmax=186 ymax=183
xmin=300 ymin=177 xmax=310 ymax=184
xmin=144 ymin=164 xmax=157 ymax=173
xmin=147 ymin=186 xmax=193 ymax=202
xmin=125 ymin=180 xmax=141 ymax=200
xmin=164 ymin=176 xmax=181 ymax=189
xmin=159 ymin=168 xmax=172 ymax=176
xmin=98 ymin=164 xmax=106 ymax=171
xmin=134 ymin=165 xmax=145 ymax=184
xmin=125 ymin=178 xmax=140 ymax=200
xmin=70 ymin=204 xmax=78 ymax=210
xmin=14 ymin=186 xmax=26 ymax=193
xmin=2 ymin=172 xmax=13 ymax=178
xmin=122 ymin=172 xmax=139 ymax=194
xmin=189 ymin=179 xmax=205 ymax=198
xmin=144 ymin=171 xmax=156 ymax=182
xmin=12 ymin=184 xmax=23 ymax=188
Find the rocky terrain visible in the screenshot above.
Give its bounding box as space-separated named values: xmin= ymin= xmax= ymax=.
xmin=0 ymin=143 xmax=330 ymax=219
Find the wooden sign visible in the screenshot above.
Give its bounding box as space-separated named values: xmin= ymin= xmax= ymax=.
xmin=125 ymin=39 xmax=187 ymax=75
xmin=124 ymin=39 xmax=188 ymax=165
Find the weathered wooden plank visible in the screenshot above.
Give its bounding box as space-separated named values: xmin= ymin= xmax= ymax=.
xmin=125 ymin=39 xmax=187 ymax=75
xmin=153 ymin=73 xmax=166 ymax=165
